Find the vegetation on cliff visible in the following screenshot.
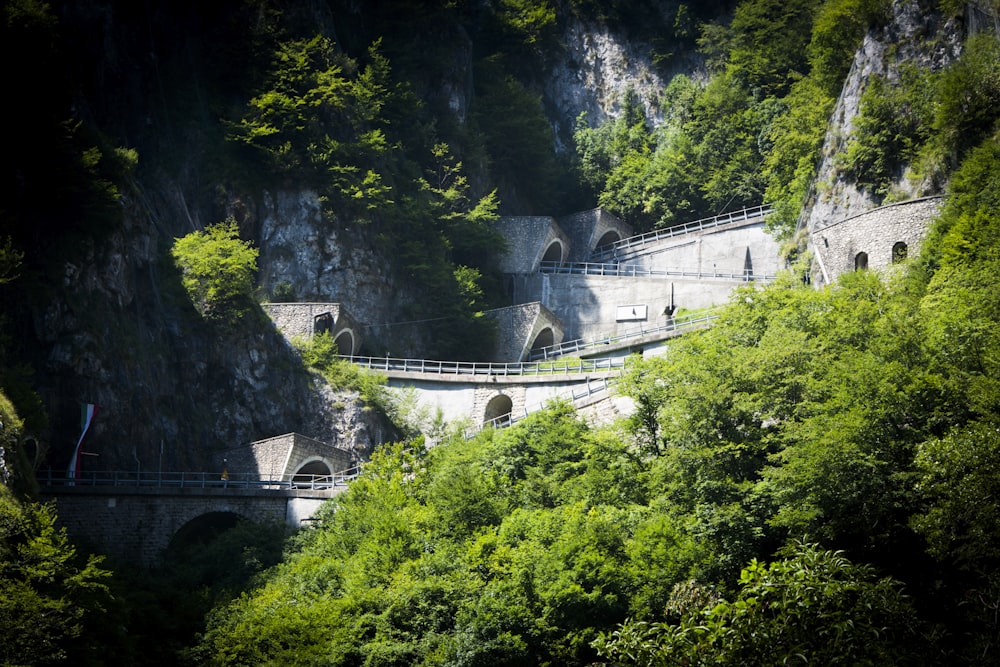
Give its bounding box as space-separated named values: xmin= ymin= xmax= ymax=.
xmin=190 ymin=133 xmax=1000 ymax=665
xmin=1 ymin=0 xmax=1000 ymax=665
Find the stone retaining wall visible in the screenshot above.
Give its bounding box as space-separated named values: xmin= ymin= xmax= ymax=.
xmin=809 ymin=197 xmax=943 ymax=285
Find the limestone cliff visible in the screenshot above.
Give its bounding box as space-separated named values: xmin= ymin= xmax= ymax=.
xmin=801 ymin=0 xmax=962 ymax=231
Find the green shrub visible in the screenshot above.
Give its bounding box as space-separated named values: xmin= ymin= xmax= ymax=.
xmin=171 ymin=218 xmax=259 ymax=324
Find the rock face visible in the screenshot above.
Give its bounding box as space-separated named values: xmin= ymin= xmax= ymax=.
xmin=801 ymin=0 xmax=962 ymax=231
xmin=253 ymin=190 xmax=426 ymax=354
xmin=30 ymin=179 xmax=396 ymax=474
xmin=546 ymin=19 xmax=672 ymax=146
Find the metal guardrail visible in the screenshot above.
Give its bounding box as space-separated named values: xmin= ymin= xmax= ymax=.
xmin=341 ymin=354 xmax=626 ymax=376
xmin=539 ymin=261 xmax=775 ymax=282
xmin=528 ymin=313 xmax=720 ymax=361
xmin=590 ymin=205 xmax=773 ymax=261
xmin=41 ymin=466 xmax=362 ymax=491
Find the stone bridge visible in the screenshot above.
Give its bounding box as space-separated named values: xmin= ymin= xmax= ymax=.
xmin=259 ymin=200 xmax=944 ymax=430
xmin=42 ymin=432 xmax=357 ymax=567
xmin=41 ymin=482 xmax=342 ymax=567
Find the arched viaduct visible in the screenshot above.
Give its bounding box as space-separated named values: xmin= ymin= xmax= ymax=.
xmin=41 ymin=484 xmax=341 ymax=567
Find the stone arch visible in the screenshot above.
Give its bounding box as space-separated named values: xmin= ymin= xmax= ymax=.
xmin=293 ymin=458 xmax=333 ymax=485
xmin=854 ymin=252 xmax=868 ymax=271
xmin=529 ymin=327 xmax=555 ymax=356
xmin=541 ymin=240 xmax=564 ymax=266
xmin=892 ymin=241 xmax=908 ymax=263
xmin=314 ymin=312 xmax=334 ymax=335
xmin=334 ymin=328 xmax=356 ymax=356
xmin=483 ymin=394 xmax=514 ymax=427
xmin=595 ymin=230 xmax=621 ymax=249
xmin=168 ymin=511 xmax=244 ymax=553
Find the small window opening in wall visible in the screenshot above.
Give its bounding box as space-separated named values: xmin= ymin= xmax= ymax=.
xmin=854 ymin=252 xmax=868 ymax=271
xmin=892 ymin=242 xmax=908 ymax=263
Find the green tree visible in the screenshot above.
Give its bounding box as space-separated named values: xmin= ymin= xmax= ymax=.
xmin=595 ymin=543 xmax=923 ymax=666
xmin=0 ymin=485 xmax=112 ymax=666
xmin=171 ymin=218 xmax=259 ymax=323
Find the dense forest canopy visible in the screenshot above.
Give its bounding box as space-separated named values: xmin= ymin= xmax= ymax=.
xmin=1 ymin=0 xmax=1000 ymax=664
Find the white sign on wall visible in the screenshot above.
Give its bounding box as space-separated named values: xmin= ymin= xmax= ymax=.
xmin=616 ymin=305 xmax=647 ymax=322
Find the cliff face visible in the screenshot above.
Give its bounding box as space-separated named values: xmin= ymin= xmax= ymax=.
xmin=802 ymin=0 xmax=962 ymax=231
xmin=33 ymin=183 xmax=395 ymax=472
xmin=13 ymin=0 xmax=968 ymax=475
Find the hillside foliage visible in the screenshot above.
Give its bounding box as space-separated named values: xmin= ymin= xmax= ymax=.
xmin=184 ymin=131 xmax=1000 ymax=666
xmin=2 ymin=0 xmax=1000 ymax=665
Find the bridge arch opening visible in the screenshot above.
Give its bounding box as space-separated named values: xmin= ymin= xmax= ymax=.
xmin=541 ymin=241 xmax=563 ymax=266
xmin=484 ymin=394 xmax=514 ymax=427
xmin=854 ymin=252 xmax=868 ymax=271
xmin=529 ymin=327 xmax=555 ymax=356
xmin=892 ymin=242 xmax=908 ymax=263
xmin=334 ymin=328 xmax=355 ymax=356
xmin=294 ymin=459 xmax=333 ymax=485
xmin=169 ymin=511 xmax=243 ymax=553
xmin=595 ymin=231 xmax=621 ymax=249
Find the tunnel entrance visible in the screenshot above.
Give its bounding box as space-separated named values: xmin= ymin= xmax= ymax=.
xmin=484 ymin=394 xmax=514 ymax=427
xmin=293 ymin=460 xmax=333 ymax=485
xmin=334 ymin=329 xmax=355 ymax=356
xmin=529 ymin=327 xmax=555 ymax=356
xmin=595 ymin=231 xmax=621 ymax=248
xmin=541 ymin=241 xmax=563 ymax=266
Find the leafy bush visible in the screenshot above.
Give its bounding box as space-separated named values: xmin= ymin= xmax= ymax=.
xmin=840 ymin=65 xmax=936 ymax=197
xmin=595 ymin=543 xmax=922 ymax=666
xmin=294 ymin=331 xmax=388 ymax=409
xmin=0 ymin=485 xmax=112 ymax=666
xmin=171 ymin=218 xmax=259 ymax=324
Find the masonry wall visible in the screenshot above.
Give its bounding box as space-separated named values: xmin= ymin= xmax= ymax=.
xmin=510 ymin=272 xmax=746 ymax=341
xmin=283 ymin=433 xmax=354 ymax=474
xmin=495 ymin=216 xmax=573 ymax=273
xmin=489 ymin=302 xmax=565 ymax=361
xmin=557 ymin=208 xmax=633 ymax=261
xmin=809 ymin=197 xmax=943 ymax=285
xmin=619 ymin=221 xmax=782 ymax=277
xmin=47 ymin=489 xmax=294 ymax=566
xmin=262 ymin=303 xmax=343 ymax=340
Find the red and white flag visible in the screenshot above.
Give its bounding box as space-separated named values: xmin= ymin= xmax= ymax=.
xmin=67 ymin=403 xmax=100 ymax=480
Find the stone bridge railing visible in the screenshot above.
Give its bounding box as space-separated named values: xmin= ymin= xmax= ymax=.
xmin=539 ymin=261 xmax=776 ymax=282
xmin=590 ymin=204 xmax=773 ymax=261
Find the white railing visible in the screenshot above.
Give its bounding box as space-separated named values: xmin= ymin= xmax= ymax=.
xmin=528 ymin=312 xmax=719 ymax=361
xmin=539 ymin=261 xmax=775 ymax=282
xmin=341 ymin=354 xmax=626 ymax=376
xmin=41 ymin=465 xmax=362 ymax=491
xmin=590 ymin=205 xmax=773 ymax=261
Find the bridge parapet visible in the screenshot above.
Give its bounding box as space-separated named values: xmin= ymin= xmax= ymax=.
xmin=343 ymin=354 xmax=625 ymax=383
xmin=40 ymin=467 xmax=359 ymax=566
xmin=589 ymin=205 xmax=773 ymax=261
